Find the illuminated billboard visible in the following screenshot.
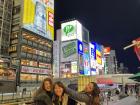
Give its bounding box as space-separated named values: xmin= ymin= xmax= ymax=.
xmin=89 ymin=43 xmax=96 ymax=69
xmin=71 ymin=61 xmax=78 ymax=73
xmin=61 ymin=20 xmax=82 ymax=41
xmin=22 ymin=0 xmax=54 ymax=40
xmin=78 ymin=40 xmax=83 ymax=55
xmin=61 ymin=41 xmax=78 ymax=62
xmin=83 ymin=44 xmax=90 ymax=75
xmin=104 ymin=47 xmax=111 ymax=55
xmin=96 ymin=43 xmax=102 ymax=65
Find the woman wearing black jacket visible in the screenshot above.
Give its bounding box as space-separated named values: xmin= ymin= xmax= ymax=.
xmin=33 ymin=78 xmax=53 ymax=105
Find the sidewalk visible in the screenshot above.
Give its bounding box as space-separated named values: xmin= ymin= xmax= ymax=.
xmin=104 ymin=96 xmax=139 ymax=105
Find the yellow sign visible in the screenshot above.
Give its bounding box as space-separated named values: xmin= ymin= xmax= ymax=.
xmin=23 ymin=0 xmax=54 ymax=40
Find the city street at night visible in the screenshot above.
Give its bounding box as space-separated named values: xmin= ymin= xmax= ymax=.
xmin=0 ymin=0 xmax=140 ymax=105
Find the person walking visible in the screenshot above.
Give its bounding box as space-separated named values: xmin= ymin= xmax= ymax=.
xmin=52 ymin=81 xmax=76 ymax=105
xmin=65 ymin=82 xmax=100 ymax=105
xmin=33 ymin=78 xmax=53 ymax=105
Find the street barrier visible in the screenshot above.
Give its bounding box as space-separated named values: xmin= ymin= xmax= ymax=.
xmin=0 ymin=90 xmax=33 ymax=104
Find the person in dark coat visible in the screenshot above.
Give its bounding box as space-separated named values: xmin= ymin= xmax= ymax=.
xmin=65 ymin=82 xmax=100 ymax=105
xmin=52 ymin=81 xmax=76 ymax=105
xmin=33 ymin=78 xmax=53 ymax=105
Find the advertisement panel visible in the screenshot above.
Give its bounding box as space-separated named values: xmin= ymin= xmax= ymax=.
xmin=61 ymin=20 xmax=82 ymax=41
xmin=96 ymin=43 xmax=102 ymax=65
xmin=83 ymin=44 xmax=90 ymax=75
xmin=104 ymin=47 xmax=111 ymax=55
xmin=78 ymin=40 xmax=83 ymax=55
xmin=71 ymin=61 xmax=78 ymax=73
xmin=22 ymin=0 xmax=54 ymax=40
xmin=61 ymin=41 xmax=78 ymax=62
xmin=21 ymin=66 xmax=52 ymax=75
xmin=89 ymin=43 xmax=96 ymax=75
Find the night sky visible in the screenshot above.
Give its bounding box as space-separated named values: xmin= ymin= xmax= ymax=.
xmin=55 ymin=0 xmax=140 ymax=73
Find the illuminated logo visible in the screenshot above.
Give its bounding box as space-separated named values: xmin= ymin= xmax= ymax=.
xmin=78 ymin=40 xmax=83 ymax=55
xmin=79 ymin=44 xmax=83 ymax=51
xmin=63 ymin=25 xmax=74 ymax=36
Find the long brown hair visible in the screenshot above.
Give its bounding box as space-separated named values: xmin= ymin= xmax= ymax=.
xmin=34 ymin=78 xmax=53 ymax=97
xmin=90 ymin=82 xmax=100 ymax=105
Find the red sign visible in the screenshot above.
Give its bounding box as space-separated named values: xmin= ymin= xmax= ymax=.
xmin=134 ymin=37 xmax=140 ymax=61
xmin=104 ymin=47 xmax=111 ymax=55
xmin=97 ymin=78 xmax=113 ymax=84
xmin=48 ymin=12 xmax=54 ymax=27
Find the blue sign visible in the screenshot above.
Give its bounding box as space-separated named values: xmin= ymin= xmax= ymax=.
xmin=90 ymin=42 xmax=96 ymax=60
xmin=78 ymin=40 xmax=83 ymax=55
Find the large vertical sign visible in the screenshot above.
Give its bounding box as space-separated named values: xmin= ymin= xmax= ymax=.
xmin=83 ymin=44 xmax=90 ymax=75
xmin=89 ymin=43 xmax=96 ymax=75
xmin=78 ymin=40 xmax=83 ymax=55
xmin=61 ymin=20 xmax=82 ymax=41
xmin=133 ymin=37 xmax=140 ymax=61
xmin=96 ymin=43 xmax=102 ymax=65
xmin=22 ymin=0 xmax=54 ymax=40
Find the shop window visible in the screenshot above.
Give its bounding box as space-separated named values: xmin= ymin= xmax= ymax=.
xmin=38 ymin=75 xmax=48 ymax=82
xmin=27 ymin=53 xmax=32 ymax=59
xmin=32 ymin=54 xmax=37 ymax=60
xmin=13 ymin=6 xmax=20 ymax=15
xmin=29 ymin=61 xmax=37 ymax=67
xmin=10 ymin=53 xmax=17 ymax=57
xmin=9 ymin=45 xmax=17 ymax=52
xmin=22 ymin=39 xmax=28 ymax=44
xmin=21 ymin=60 xmax=31 ymax=66
xmin=11 ymin=32 xmax=18 ymax=39
xmin=11 ymin=39 xmax=18 ymax=45
xmin=28 ymin=40 xmax=32 ymax=46
xmin=20 ymin=74 xmax=37 ymax=82
xmin=21 ymin=52 xmax=26 ymax=58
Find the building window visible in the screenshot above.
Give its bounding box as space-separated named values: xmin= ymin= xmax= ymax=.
xmin=9 ymin=45 xmax=17 ymax=52
xmin=11 ymin=32 xmax=18 ymax=39
xmin=13 ymin=6 xmax=20 ymax=15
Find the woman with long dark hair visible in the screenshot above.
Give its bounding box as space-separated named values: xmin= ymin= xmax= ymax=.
xmin=33 ymin=78 xmax=53 ymax=105
xmin=52 ymin=81 xmax=76 ymax=105
xmin=65 ymin=82 xmax=100 ymax=105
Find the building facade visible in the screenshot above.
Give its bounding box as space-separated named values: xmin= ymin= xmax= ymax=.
xmin=10 ymin=0 xmax=54 ymax=86
xmin=104 ymin=50 xmax=118 ymax=74
xmin=0 ymin=0 xmax=13 ymax=57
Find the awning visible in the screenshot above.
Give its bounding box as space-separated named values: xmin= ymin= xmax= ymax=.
xmin=129 ymin=72 xmax=140 ymax=80
xmin=97 ymin=78 xmax=113 ymax=84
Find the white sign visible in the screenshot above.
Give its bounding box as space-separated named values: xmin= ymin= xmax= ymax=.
xmin=21 ymin=66 xmax=52 ymax=75
xmin=61 ymin=20 xmax=82 ymax=41
xmin=71 ymin=61 xmax=77 ymax=73
xmin=89 ymin=43 xmax=96 ymax=69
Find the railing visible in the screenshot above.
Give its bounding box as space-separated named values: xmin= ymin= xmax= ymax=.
xmin=0 ymin=90 xmax=33 ymax=104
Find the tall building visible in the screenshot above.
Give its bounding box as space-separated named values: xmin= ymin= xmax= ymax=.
xmin=10 ymin=0 xmax=54 ymax=86
xmin=118 ymin=63 xmax=129 ymax=74
xmin=104 ymin=49 xmax=118 ymax=74
xmin=0 ymin=0 xmax=13 ymax=57
xmin=53 ymin=29 xmax=61 ymax=78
